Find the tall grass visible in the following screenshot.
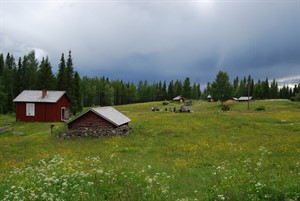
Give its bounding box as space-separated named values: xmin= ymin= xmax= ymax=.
xmin=0 ymin=100 xmax=299 ymax=200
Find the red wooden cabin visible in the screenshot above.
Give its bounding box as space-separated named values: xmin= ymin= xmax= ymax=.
xmin=13 ymin=90 xmax=70 ymax=122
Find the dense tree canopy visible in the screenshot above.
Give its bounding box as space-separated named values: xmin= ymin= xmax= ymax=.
xmin=211 ymin=71 xmax=232 ymax=103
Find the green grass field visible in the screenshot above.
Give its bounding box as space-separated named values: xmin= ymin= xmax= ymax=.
xmin=0 ymin=100 xmax=300 ymax=200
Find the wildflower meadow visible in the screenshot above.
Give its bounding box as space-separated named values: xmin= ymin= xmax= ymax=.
xmin=0 ymin=100 xmax=299 ymax=200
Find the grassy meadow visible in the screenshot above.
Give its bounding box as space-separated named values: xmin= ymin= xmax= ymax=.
xmin=0 ymin=100 xmax=300 ymax=200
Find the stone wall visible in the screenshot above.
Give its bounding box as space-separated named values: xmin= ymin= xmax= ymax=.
xmin=59 ymin=125 xmax=130 ymax=139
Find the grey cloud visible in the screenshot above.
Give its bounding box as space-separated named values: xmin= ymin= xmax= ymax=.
xmin=1 ymin=1 xmax=299 ymax=85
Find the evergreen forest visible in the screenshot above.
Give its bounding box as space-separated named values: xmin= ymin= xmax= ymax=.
xmin=0 ymin=51 xmax=299 ymax=115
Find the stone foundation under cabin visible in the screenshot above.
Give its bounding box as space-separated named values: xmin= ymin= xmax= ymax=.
xmin=59 ymin=125 xmax=130 ymax=139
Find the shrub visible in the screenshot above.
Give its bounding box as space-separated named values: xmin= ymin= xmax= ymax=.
xmin=290 ymin=97 xmax=296 ymax=102
xmin=256 ymin=106 xmax=265 ymax=111
xmin=51 ymin=124 xmax=68 ymax=136
xmin=162 ymin=101 xmax=169 ymax=105
xmin=222 ymin=105 xmax=230 ymax=111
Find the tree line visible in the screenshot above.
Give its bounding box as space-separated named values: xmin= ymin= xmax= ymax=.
xmin=0 ymin=51 xmax=299 ymax=114
xmin=203 ymin=71 xmax=299 ymax=103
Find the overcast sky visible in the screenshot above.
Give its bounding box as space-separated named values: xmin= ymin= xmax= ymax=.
xmin=1 ymin=0 xmax=299 ymax=87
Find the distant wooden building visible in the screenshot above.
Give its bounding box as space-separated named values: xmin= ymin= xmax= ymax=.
xmin=66 ymin=107 xmax=131 ymax=129
xmin=173 ymin=95 xmax=185 ymax=103
xmin=13 ymin=90 xmax=70 ymax=122
xmin=237 ymin=96 xmax=253 ymax=102
xmin=207 ymin=94 xmax=212 ymax=102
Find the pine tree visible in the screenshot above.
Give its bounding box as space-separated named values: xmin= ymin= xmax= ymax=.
xmin=270 ymin=79 xmax=278 ymax=99
xmin=167 ymin=80 xmax=174 ymax=100
xmin=73 ymin=71 xmax=82 ymax=113
xmin=3 ymin=53 xmax=16 ymax=113
xmin=0 ymin=76 xmax=5 ymax=113
xmin=197 ymin=83 xmax=201 ymax=98
xmin=238 ymin=77 xmax=247 ymax=96
xmin=0 ymin=53 xmax=5 ymax=113
xmin=162 ymin=81 xmax=167 ymax=100
xmin=262 ymin=77 xmax=270 ymax=99
xmin=232 ymin=76 xmax=239 ymax=97
xmin=56 ymin=53 xmax=67 ymax=90
xmin=183 ymin=77 xmax=191 ymax=98
xmin=253 ymin=79 xmax=262 ymax=99
xmin=66 ymin=50 xmax=74 ymax=94
xmin=174 ymin=80 xmax=182 ymax=97
xmin=14 ymin=57 xmax=27 ymax=96
xmin=293 ymin=84 xmax=298 ymax=96
xmin=66 ymin=51 xmax=77 ymax=113
xmin=191 ymin=82 xmax=199 ymax=99
xmin=0 ymin=54 xmax=4 ymax=77
xmin=36 ymin=57 xmax=55 ymax=90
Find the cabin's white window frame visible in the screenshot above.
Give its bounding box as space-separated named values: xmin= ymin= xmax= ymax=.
xmin=26 ymin=103 xmax=35 ymax=116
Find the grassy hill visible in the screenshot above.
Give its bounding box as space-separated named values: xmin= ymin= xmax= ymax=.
xmin=0 ymin=100 xmax=300 ymax=200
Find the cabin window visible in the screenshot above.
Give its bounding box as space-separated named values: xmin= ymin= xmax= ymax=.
xmin=26 ymin=103 xmax=35 ymax=116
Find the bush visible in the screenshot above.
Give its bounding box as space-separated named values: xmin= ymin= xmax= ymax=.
xmin=256 ymin=106 xmax=265 ymax=111
xmin=222 ymin=105 xmax=230 ymax=111
xmin=162 ymin=101 xmax=169 ymax=105
xmin=51 ymin=124 xmax=68 ymax=136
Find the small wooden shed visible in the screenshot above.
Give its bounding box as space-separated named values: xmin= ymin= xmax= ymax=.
xmin=66 ymin=107 xmax=131 ymax=129
xmin=13 ymin=90 xmax=70 ymax=122
xmin=237 ymin=96 xmax=253 ymax=102
xmin=173 ymin=95 xmax=185 ymax=103
xmin=207 ymin=94 xmax=212 ymax=102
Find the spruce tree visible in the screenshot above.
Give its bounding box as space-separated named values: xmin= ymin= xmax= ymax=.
xmin=0 ymin=54 xmax=4 ymax=77
xmin=73 ymin=71 xmax=82 ymax=113
xmin=167 ymin=80 xmax=174 ymax=100
xmin=262 ymin=77 xmax=270 ymax=99
xmin=3 ymin=53 xmax=16 ymax=113
xmin=36 ymin=57 xmax=55 ymax=90
xmin=254 ymin=79 xmax=263 ymax=99
xmin=15 ymin=57 xmax=25 ymax=96
xmin=238 ymin=77 xmax=247 ymax=96
xmin=66 ymin=50 xmax=74 ymax=95
xmin=233 ymin=76 xmax=239 ymax=97
xmin=56 ymin=53 xmax=67 ymax=90
xmin=197 ymin=83 xmax=201 ymax=98
xmin=270 ymin=79 xmax=278 ymax=99
xmin=183 ymin=77 xmax=191 ymax=98
xmin=191 ymin=82 xmax=198 ymax=99
xmin=162 ymin=81 xmax=167 ymax=100
xmin=174 ymin=80 xmax=182 ymax=97
xmin=66 ymin=51 xmax=77 ymax=114
xmin=0 ymin=76 xmax=5 ymax=113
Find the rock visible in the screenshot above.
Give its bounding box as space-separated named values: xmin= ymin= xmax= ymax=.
xmin=61 ymin=125 xmax=131 ymax=139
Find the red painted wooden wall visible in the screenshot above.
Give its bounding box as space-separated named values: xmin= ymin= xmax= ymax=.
xmin=68 ymin=111 xmax=114 ymax=129
xmin=15 ymin=94 xmax=70 ymax=122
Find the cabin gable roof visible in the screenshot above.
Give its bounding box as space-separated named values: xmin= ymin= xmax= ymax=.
xmin=13 ymin=90 xmax=68 ymax=103
xmin=67 ymin=107 xmax=131 ymax=127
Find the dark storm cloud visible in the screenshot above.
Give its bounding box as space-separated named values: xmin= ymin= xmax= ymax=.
xmin=1 ymin=0 xmax=299 ymax=85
